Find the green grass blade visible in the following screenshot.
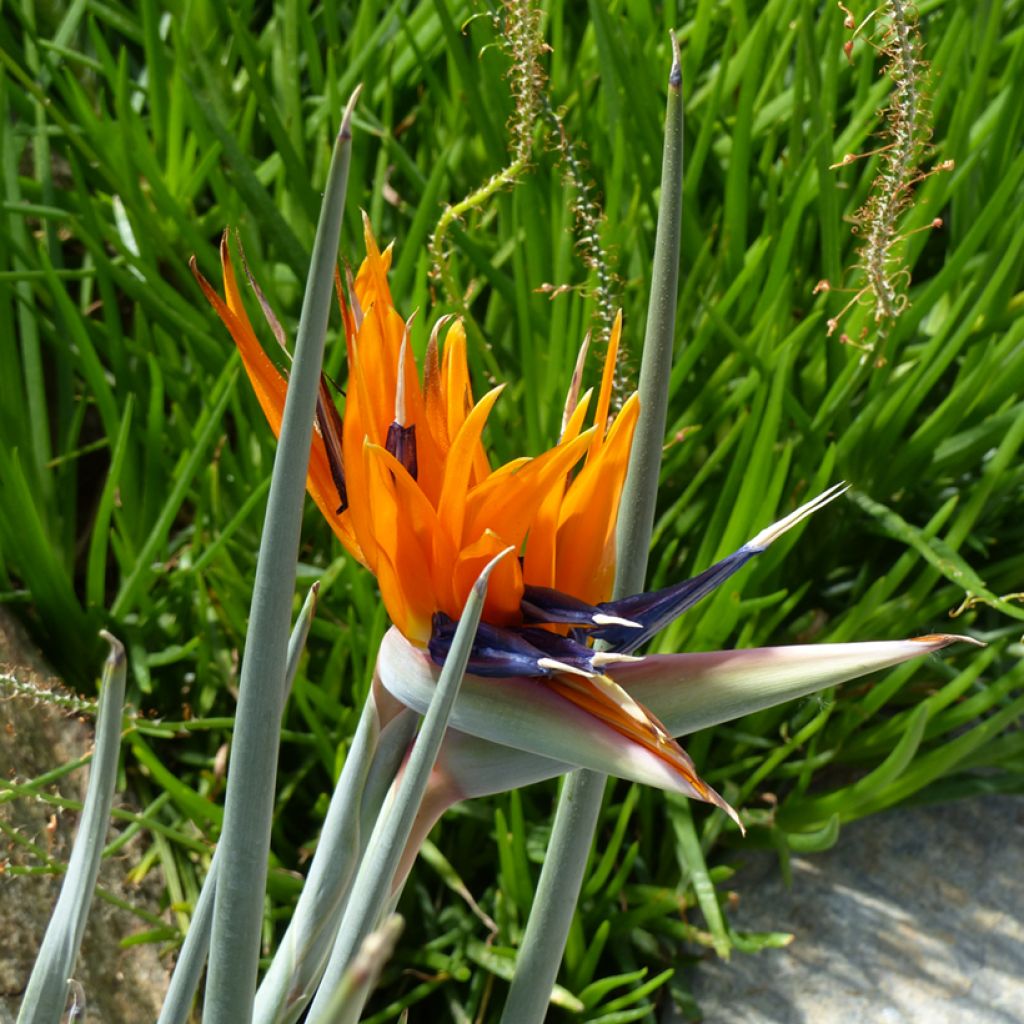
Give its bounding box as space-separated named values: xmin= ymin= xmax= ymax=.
xmin=110 ymin=370 xmax=234 ymax=620
xmin=85 ymin=394 xmax=134 ymax=610
xmin=667 ymin=795 xmax=729 ymax=959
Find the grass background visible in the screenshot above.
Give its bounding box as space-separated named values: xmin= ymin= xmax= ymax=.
xmin=2 ymin=0 xmax=1023 ymax=1019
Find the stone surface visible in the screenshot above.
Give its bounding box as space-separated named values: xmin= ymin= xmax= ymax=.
xmin=684 ymin=796 xmax=1024 ymax=1023
xmin=1 ymin=608 xmax=169 ymax=1023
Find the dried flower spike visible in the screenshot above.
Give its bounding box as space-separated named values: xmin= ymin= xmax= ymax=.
xmin=824 ymin=1 xmax=952 ymax=348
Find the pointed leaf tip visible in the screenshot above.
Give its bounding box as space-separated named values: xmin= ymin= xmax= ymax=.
xmin=340 ymin=84 xmax=363 ymax=139
xmin=473 ymin=546 xmax=516 ymax=597
xmin=99 ymin=629 xmax=126 ymax=667
xmin=669 ymin=30 xmax=682 ymax=89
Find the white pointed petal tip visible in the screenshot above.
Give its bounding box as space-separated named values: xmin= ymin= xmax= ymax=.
xmin=590 ymin=652 xmax=645 ymax=668
xmin=536 ymin=657 xmax=596 ymax=679
xmin=746 ymin=481 xmax=850 ymax=550
xmin=394 ymin=330 xmax=409 ymax=426
xmin=616 ymin=632 xmax=984 ymax=740
xmin=592 ymin=613 xmax=642 ymax=629
xmin=715 ymin=794 xmax=745 ymax=835
xmin=429 ymin=313 xmax=456 ymax=346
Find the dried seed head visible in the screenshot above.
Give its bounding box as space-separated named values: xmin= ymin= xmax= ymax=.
xmin=826 ymin=1 xmax=952 ymax=350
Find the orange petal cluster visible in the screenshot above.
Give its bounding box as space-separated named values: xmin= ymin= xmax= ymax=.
xmin=192 ymin=219 xmax=639 ymax=646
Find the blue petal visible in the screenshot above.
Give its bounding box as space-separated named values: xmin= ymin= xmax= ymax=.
xmin=429 ymin=614 xmax=550 ymax=677
xmin=429 ymin=614 xmax=605 ymax=678
xmin=592 ymin=484 xmax=850 ymax=652
xmin=522 ymin=585 xmax=615 ymax=627
xmin=434 ymin=486 xmax=849 ymax=669
xmin=592 ymin=546 xmax=760 ymax=653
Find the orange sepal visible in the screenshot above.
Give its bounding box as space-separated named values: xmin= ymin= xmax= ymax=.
xmin=451 ymin=530 xmax=523 ymax=626
xmin=555 ymin=391 xmax=640 ymax=605
xmin=587 ymin=310 xmax=622 ymax=463
xmin=462 ymin=428 xmax=596 ymax=555
xmin=341 ymin=330 xmax=384 ymax=571
xmin=521 ymin=391 xmax=594 ymax=590
xmin=546 ymin=671 xmax=714 ymax=800
xmin=365 ymin=443 xmax=458 ymax=627
xmin=191 ymin=241 xmax=363 ymax=562
xmin=191 ymin=245 xmax=287 ymax=435
xmin=436 ymin=385 xmax=505 ymax=554
xmin=355 ymin=214 xmax=397 ymax=318
xmin=350 ymin=300 xmax=402 ymax=441
xmin=362 ymin=442 xmax=434 ymax=643
xmin=423 ymin=318 xmax=451 ymax=457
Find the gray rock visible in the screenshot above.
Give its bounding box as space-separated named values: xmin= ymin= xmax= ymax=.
xmin=1 ymin=608 xmax=169 ymax=1023
xmin=685 ymin=796 xmax=1024 ymax=1023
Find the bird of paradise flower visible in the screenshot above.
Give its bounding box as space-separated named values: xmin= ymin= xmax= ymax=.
xmin=192 ymin=217 xmax=973 ymax=843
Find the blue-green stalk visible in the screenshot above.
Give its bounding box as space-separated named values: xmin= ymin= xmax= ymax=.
xmin=500 ymin=34 xmax=684 ymax=1023
xmin=304 ymin=548 xmax=514 ymax=1023
xmin=253 ymin=701 xmax=418 ymax=1024
xmin=202 ymin=88 xmax=360 ymax=1024
xmin=17 ymin=633 xmax=127 ymax=1024
xmin=158 ymin=584 xmax=320 ymax=1024
xmin=313 ymin=915 xmax=404 ymax=1024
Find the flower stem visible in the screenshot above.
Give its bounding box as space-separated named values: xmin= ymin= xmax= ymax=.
xmin=161 ymin=586 xmax=320 ymax=1024
xmin=499 ymin=34 xmax=684 ymax=1023
xmin=201 ymin=89 xmax=359 ymax=1024
xmin=251 ymin=699 xmax=418 ymax=1024
xmin=304 ymin=548 xmax=513 ymax=1022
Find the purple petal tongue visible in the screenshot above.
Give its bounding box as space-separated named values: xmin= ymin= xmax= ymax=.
xmin=521 ymin=584 xmax=640 ymax=630
xmin=595 ymin=483 xmax=850 ymax=653
xmin=384 ymin=321 xmax=419 ymax=479
xmin=428 ymin=613 xmax=636 ymax=679
xmin=594 ymin=548 xmax=757 ymax=653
